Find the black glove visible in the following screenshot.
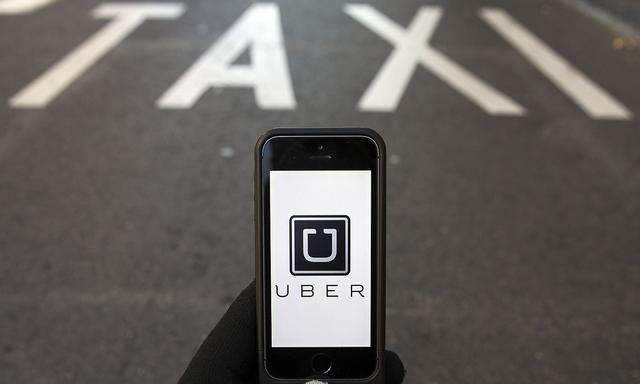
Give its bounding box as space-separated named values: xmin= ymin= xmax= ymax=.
xmin=178 ymin=280 xmax=405 ymax=384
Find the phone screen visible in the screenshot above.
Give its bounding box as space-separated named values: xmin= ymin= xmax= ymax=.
xmin=269 ymin=170 xmax=371 ymax=347
xmin=259 ymin=134 xmax=380 ymax=379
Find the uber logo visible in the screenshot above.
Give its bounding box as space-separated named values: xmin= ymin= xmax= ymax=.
xmin=290 ymin=216 xmax=350 ymax=275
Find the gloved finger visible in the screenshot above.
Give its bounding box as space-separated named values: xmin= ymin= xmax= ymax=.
xmin=384 ymin=350 xmax=406 ymax=384
xmin=178 ymin=280 xmax=257 ymax=384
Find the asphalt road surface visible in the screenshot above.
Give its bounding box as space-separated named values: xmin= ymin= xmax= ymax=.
xmin=1 ymin=0 xmax=639 ymax=383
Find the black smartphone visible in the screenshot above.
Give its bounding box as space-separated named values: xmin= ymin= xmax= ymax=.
xmin=255 ymin=128 xmax=385 ymax=383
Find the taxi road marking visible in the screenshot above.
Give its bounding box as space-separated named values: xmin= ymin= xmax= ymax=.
xmin=4 ymin=2 xmax=634 ymax=119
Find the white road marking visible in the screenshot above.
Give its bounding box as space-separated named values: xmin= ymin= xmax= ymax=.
xmin=344 ymin=4 xmax=524 ymax=115
xmin=157 ymin=3 xmax=296 ymax=110
xmin=0 ymin=0 xmax=57 ymax=14
xmin=480 ymin=8 xmax=632 ymax=120
xmin=9 ymin=3 xmax=185 ymax=108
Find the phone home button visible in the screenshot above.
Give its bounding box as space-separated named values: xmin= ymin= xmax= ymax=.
xmin=311 ymin=353 xmax=332 ymax=374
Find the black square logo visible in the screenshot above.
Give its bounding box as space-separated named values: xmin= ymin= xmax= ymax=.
xmin=290 ymin=216 xmax=350 ymax=275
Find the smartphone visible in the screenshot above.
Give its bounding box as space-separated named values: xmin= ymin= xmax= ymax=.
xmin=255 ymin=128 xmax=385 ymax=383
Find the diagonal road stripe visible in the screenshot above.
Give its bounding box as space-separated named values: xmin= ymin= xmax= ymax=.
xmin=480 ymin=7 xmax=632 ymax=120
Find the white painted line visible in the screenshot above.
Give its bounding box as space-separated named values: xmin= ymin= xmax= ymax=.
xmin=157 ymin=3 xmax=296 ymax=110
xmin=480 ymin=8 xmax=632 ymax=120
xmin=9 ymin=3 xmax=185 ymax=108
xmin=344 ymin=4 xmax=524 ymax=115
xmin=0 ymin=0 xmax=57 ymax=14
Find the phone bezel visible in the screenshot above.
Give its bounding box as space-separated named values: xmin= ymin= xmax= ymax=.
xmin=257 ymin=132 xmax=383 ymax=380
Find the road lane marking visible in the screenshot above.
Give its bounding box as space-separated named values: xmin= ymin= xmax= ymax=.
xmin=157 ymin=3 xmax=296 ymax=110
xmin=344 ymin=4 xmax=525 ymax=115
xmin=480 ymin=8 xmax=632 ymax=120
xmin=0 ymin=0 xmax=57 ymax=14
xmin=9 ymin=2 xmax=185 ymax=108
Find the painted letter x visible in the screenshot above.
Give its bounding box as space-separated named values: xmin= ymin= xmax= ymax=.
xmin=345 ymin=4 xmax=524 ymax=115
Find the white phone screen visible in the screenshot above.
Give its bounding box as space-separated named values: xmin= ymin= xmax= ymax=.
xmin=269 ymin=170 xmax=372 ymax=348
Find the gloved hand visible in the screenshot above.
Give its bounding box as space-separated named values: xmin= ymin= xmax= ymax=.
xmin=178 ymin=280 xmax=405 ymax=384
